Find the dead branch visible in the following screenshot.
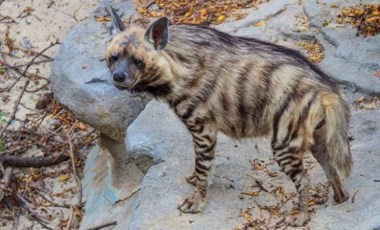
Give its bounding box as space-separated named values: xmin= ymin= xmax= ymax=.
xmin=66 ymin=205 xmax=74 ymax=230
xmin=85 ymin=221 xmax=117 ymax=230
xmin=0 ymin=58 xmax=53 ymax=70
xmin=0 ymin=80 xmax=30 ymax=137
xmin=67 ymin=122 xmax=83 ymax=205
xmin=0 ymin=41 xmax=59 ymax=93
xmin=0 ymin=152 xmax=69 ymax=167
xmin=0 ymin=167 xmax=13 ymax=201
xmin=246 ymin=174 xmax=269 ymax=192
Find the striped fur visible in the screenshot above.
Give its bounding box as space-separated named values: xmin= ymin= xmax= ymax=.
xmin=105 ymin=17 xmax=352 ymax=227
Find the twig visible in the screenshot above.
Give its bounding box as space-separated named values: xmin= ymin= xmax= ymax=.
xmin=66 ymin=205 xmax=74 ymax=230
xmin=246 ymin=174 xmax=269 ymax=192
xmin=67 ymin=130 xmax=82 ymax=205
xmin=0 ymin=41 xmax=59 ymax=92
xmin=85 ymin=221 xmax=117 ymax=230
xmin=0 ymin=167 xmax=13 ymax=201
xmin=0 ymin=152 xmax=69 ymax=167
xmin=16 ymin=193 xmax=54 ymax=230
xmin=0 ymin=80 xmax=30 ymax=137
xmin=145 ymin=0 xmax=156 ymax=9
xmin=278 ymin=193 xmax=297 ymax=209
xmin=351 ymin=189 xmax=359 ymax=203
xmin=33 ymin=188 xmax=71 ymax=208
xmin=25 ymin=81 xmax=50 ymax=93
xmin=0 ymin=59 xmax=53 ymax=70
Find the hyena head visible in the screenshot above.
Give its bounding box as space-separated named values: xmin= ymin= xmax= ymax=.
xmin=105 ymin=12 xmax=172 ymax=94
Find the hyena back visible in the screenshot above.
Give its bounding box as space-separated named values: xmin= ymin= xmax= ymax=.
xmin=105 ymin=12 xmax=352 ymax=226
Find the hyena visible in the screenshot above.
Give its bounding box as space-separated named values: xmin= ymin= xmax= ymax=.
xmin=105 ymin=5 xmax=352 ymax=226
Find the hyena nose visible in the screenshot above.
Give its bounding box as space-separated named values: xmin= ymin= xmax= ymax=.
xmin=112 ymin=72 xmax=126 ymax=82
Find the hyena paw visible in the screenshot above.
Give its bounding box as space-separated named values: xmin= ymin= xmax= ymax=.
xmin=177 ymin=192 xmax=206 ymax=213
xmin=285 ymin=212 xmax=310 ymax=227
xmin=185 ymin=173 xmax=198 ymax=186
xmin=333 ymin=187 xmax=349 ymax=203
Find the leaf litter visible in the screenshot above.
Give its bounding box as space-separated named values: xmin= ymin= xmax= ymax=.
xmin=336 ymin=4 xmax=380 ymax=37
xmin=0 ymin=2 xmax=99 ymax=229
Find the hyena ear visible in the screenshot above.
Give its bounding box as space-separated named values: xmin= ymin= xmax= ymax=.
xmin=144 ymin=17 xmax=169 ymax=50
xmin=106 ymin=2 xmax=126 ymax=33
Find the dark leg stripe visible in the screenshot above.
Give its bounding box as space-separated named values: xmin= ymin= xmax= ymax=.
xmin=192 ymin=134 xmax=203 ymax=143
xmin=282 ymin=119 xmax=294 ymax=147
xmin=279 ymin=156 xmax=299 ymax=166
xmin=188 ymin=125 xmax=204 ymax=133
xmin=275 ymin=146 xmax=300 ymax=159
xmin=288 ymin=92 xmax=318 ymax=142
xmin=196 ymin=161 xmax=211 ymax=171
xmin=271 ymin=77 xmax=302 ymax=146
xmin=284 ymin=160 xmax=302 ymax=174
xmin=195 ymin=167 xmax=208 ymax=176
xmin=170 ymin=95 xmax=188 ymax=108
xmin=289 ymin=168 xmax=302 ymax=181
xmin=198 ymin=152 xmax=214 ymax=161
xmin=201 ymin=134 xmax=213 ymax=142
xmin=195 ymin=142 xmax=209 ymax=149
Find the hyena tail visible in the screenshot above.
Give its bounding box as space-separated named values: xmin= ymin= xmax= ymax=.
xmin=321 ymin=91 xmax=353 ymax=178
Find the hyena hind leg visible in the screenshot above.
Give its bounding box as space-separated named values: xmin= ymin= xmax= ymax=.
xmin=311 ymin=129 xmax=349 ymax=203
xmin=273 ymin=145 xmax=311 ymax=227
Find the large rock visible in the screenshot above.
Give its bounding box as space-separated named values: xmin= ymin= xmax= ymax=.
xmin=50 ymin=1 xmax=152 ymax=228
xmin=51 ymin=0 xmax=152 ymax=142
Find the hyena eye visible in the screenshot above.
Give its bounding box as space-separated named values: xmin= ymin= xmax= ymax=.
xmin=110 ymin=53 xmax=118 ymax=63
xmin=132 ymin=57 xmax=144 ymax=70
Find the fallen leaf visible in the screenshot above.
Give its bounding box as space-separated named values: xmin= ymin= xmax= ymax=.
xmin=95 ymin=16 xmax=111 ymax=22
xmin=217 ymin=15 xmax=225 ymax=23
xmin=241 ymin=191 xmax=260 ymax=197
xmin=59 ymin=174 xmax=71 ymax=182
xmin=373 ymin=71 xmax=380 ymax=77
xmin=254 ymin=20 xmax=266 ymax=27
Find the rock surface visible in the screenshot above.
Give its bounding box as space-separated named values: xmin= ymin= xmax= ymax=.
xmin=51 ymin=0 xmax=152 ymax=142
xmin=50 ymin=0 xmax=380 ymax=229
xmin=51 ymin=1 xmax=152 ymax=227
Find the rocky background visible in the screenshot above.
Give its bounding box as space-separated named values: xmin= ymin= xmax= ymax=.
xmin=0 ymin=0 xmax=379 ymax=229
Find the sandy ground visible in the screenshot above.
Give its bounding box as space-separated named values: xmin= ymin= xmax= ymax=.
xmin=0 ymin=0 xmax=100 ymax=229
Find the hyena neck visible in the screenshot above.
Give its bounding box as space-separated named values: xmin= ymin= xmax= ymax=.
xmin=152 ymin=50 xmax=195 ymax=103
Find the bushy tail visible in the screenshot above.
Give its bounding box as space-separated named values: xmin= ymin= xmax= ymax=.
xmin=321 ymin=92 xmax=353 ymax=178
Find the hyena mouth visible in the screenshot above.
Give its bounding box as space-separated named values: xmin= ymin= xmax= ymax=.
xmin=113 ymin=84 xmax=129 ymax=90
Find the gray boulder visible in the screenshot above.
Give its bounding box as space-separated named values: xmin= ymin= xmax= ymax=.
xmin=51 ymin=1 xmax=152 ymax=227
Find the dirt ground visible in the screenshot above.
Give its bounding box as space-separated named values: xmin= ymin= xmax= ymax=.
xmin=0 ymin=0 xmax=100 ymax=229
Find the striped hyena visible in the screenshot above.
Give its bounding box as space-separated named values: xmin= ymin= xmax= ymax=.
xmin=105 ymin=5 xmax=352 ymax=227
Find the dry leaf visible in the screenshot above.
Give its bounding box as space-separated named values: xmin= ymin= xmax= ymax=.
xmin=217 ymin=15 xmax=225 ymax=23
xmin=95 ymin=16 xmax=111 ymax=22
xmin=254 ymin=20 xmax=266 ymax=27
xmin=373 ymin=71 xmax=380 ymax=78
xmin=59 ymin=174 xmax=71 ymax=181
xmin=241 ymin=191 xmax=260 ymax=197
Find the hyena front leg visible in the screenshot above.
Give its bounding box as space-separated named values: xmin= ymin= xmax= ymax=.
xmin=178 ymin=123 xmax=217 ymax=213
xmin=273 ymin=139 xmax=310 ymax=226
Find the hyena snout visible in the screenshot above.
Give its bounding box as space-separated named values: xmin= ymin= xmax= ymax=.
xmin=112 ymin=71 xmax=126 ymax=83
xmin=112 ymin=60 xmax=128 ymax=83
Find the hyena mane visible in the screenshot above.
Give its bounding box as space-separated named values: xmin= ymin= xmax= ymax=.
xmin=105 ymin=12 xmax=352 ymax=227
